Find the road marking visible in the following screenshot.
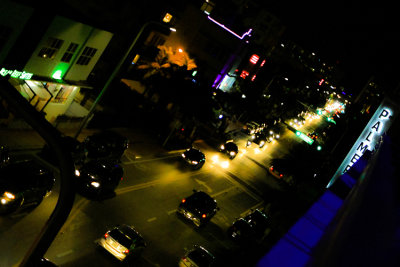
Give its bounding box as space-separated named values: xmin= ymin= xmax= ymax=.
xmin=210 ymin=186 xmax=235 ymax=198
xmin=147 ymin=217 xmax=157 ymax=222
xmin=115 ymin=170 xmax=207 ymax=195
xmin=167 ymin=209 xmax=177 ymax=215
xmin=56 ymin=249 xmax=73 ymax=258
xmin=194 ymin=178 xmax=213 ymax=193
xmin=123 ymin=154 xmax=180 ymax=164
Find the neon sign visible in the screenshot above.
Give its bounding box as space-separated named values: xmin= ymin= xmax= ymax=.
xmin=207 ymin=16 xmax=252 ymax=40
xmin=295 ymin=131 xmax=314 ymax=145
xmin=250 ymin=54 xmax=259 ymax=64
xmin=327 ymin=99 xmax=396 ymax=188
xmin=0 ymin=68 xmax=33 ymax=80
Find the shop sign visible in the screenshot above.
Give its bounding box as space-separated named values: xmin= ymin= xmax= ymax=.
xmin=0 ymin=67 xmax=33 ymax=80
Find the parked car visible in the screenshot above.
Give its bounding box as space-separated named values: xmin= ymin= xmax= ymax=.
xmin=84 ymin=130 xmax=129 ymax=161
xmin=219 ymin=140 xmax=239 ymax=159
xmin=246 ymin=132 xmax=268 ymax=148
xmin=181 ymin=147 xmax=206 ymax=170
xmin=179 ymin=245 xmax=215 ymax=267
xmin=75 ymin=159 xmax=124 ymax=198
xmin=98 ymin=224 xmax=146 ymax=262
xmin=177 ymin=190 xmax=219 ymax=227
xmin=40 ymin=135 xmax=86 ymax=166
xmin=228 ymin=209 xmax=270 ymax=243
xmin=0 ymin=159 xmax=55 ymax=215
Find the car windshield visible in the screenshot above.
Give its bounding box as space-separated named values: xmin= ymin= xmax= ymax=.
xmin=187 ymin=248 xmax=213 ymax=267
xmin=109 ymin=228 xmax=136 ymax=248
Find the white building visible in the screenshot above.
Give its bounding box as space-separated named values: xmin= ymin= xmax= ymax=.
xmin=1 ymin=7 xmax=113 ymax=124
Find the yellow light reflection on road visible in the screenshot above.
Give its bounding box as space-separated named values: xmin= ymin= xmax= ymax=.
xmin=210 ymin=154 xmax=230 ymax=169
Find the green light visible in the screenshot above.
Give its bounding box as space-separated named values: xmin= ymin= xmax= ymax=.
xmin=317 ymin=145 xmax=322 ymax=151
xmin=52 ymin=70 xmax=63 ymax=79
xmin=51 ymin=62 xmax=70 ymax=80
xmin=295 ymin=131 xmax=314 ymax=145
xmin=0 ymin=67 xmax=33 ymax=80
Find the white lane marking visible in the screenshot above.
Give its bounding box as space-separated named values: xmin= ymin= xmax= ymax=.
xmin=147 ymin=217 xmax=157 ymax=222
xmin=210 ymin=186 xmax=236 ymax=199
xmin=56 ymin=249 xmax=73 ymax=258
xmin=167 ymin=209 xmax=177 ymax=215
xmin=194 ymin=178 xmax=213 ymax=193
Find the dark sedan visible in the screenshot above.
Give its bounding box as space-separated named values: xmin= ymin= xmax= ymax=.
xmin=84 ymin=130 xmax=129 ymax=161
xmin=75 ymin=159 xmax=124 ymax=198
xmin=219 ymin=140 xmax=238 ymax=159
xmin=228 ymin=209 xmax=270 ymax=243
xmin=177 ymin=190 xmax=219 ymax=227
xmin=246 ymin=132 xmax=268 ymax=148
xmin=0 ymin=159 xmax=55 ymax=215
xmin=181 ymin=147 xmax=206 ymax=170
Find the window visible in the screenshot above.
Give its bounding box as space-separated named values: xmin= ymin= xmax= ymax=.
xmin=61 ymin=42 xmax=79 ymax=63
xmin=76 ymin=46 xmax=97 ymax=65
xmin=38 ymin=37 xmax=64 ymax=59
xmin=0 ymin=25 xmax=12 ymax=52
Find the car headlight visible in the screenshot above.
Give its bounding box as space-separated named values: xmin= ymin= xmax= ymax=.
xmin=269 ymin=130 xmax=273 ymax=134
xmin=269 ymin=137 xmax=273 ymax=141
xmin=276 ymin=134 xmax=280 ymax=139
xmin=75 ymin=169 xmax=80 ymax=176
xmin=260 ymin=141 xmax=265 ymax=146
xmin=251 ymin=135 xmax=256 ymax=140
xmin=230 ymin=151 xmax=236 ymax=156
xmin=220 ymin=144 xmax=225 ymax=150
xmin=1 ymin=191 xmax=16 ymax=205
xmin=90 ymin=181 xmax=100 ymax=188
xmin=250 ymin=130 xmax=255 ymax=134
xmin=181 ymin=153 xmax=186 ymax=158
xmin=191 ymin=161 xmax=198 ymax=165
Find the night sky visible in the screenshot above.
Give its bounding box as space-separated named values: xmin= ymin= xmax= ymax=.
xmin=264 ymin=0 xmax=397 ymax=93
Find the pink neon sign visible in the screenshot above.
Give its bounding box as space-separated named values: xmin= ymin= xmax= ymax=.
xmin=207 ymin=16 xmax=252 ymax=40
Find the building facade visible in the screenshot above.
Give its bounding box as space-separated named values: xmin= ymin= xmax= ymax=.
xmin=1 ymin=1 xmax=113 ymax=124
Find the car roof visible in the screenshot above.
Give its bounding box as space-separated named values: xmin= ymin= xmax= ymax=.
xmin=182 ymin=191 xmax=217 ymax=213
xmin=184 ymin=148 xmax=205 ymax=159
xmin=187 ymin=246 xmax=215 ymax=265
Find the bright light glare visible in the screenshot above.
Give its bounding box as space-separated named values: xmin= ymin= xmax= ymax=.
xmin=169 ymin=27 xmax=177 ymax=32
xmin=221 ymin=161 xmax=229 ymax=168
xmin=91 ymin=181 xmax=100 ymax=188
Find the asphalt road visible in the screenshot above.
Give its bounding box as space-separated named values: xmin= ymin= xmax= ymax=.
xmin=0 ymin=117 xmax=322 ymax=267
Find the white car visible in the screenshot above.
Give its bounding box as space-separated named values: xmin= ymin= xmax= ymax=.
xmin=98 ymin=224 xmax=146 ymax=261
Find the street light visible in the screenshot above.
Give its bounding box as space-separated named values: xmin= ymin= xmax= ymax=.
xmin=74 ymin=21 xmax=175 ymax=139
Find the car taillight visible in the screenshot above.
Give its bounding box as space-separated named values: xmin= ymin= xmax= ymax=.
xmin=202 ymin=214 xmax=206 ymax=218
xmin=270 ymin=166 xmax=273 ymax=171
xmin=182 ymin=199 xmax=186 ymax=203
xmin=280 ymin=174 xmax=283 ymax=178
xmin=120 ymin=177 xmax=123 ymax=181
xmin=104 ymin=233 xmax=109 ymax=238
xmin=123 ymin=249 xmax=129 ymax=254
xmin=182 ymin=257 xmax=188 ymax=262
